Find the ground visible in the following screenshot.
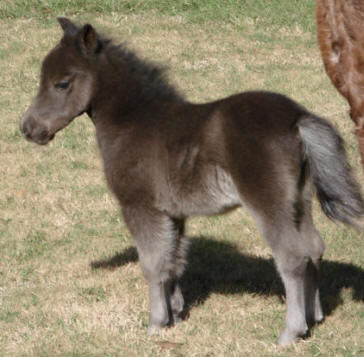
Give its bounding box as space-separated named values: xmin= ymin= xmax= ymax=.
xmin=0 ymin=1 xmax=363 ymax=356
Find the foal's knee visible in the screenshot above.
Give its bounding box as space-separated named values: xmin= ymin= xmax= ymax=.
xmin=137 ymin=249 xmax=172 ymax=283
xmin=276 ymin=251 xmax=310 ymax=278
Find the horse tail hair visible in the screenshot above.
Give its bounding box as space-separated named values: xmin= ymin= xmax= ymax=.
xmin=298 ymin=114 xmax=364 ymax=228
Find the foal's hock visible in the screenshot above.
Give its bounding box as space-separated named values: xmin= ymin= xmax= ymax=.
xmin=20 ymin=18 xmax=364 ymax=345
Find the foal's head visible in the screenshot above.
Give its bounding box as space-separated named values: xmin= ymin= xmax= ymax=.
xmin=20 ymin=18 xmax=100 ymax=145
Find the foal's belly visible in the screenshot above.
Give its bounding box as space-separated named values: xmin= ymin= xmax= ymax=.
xmin=163 ymin=166 xmax=242 ymax=218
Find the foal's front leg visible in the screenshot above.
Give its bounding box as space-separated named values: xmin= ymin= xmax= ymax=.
xmin=122 ymin=207 xmax=180 ymax=333
xmin=147 ymin=279 xmax=171 ymax=334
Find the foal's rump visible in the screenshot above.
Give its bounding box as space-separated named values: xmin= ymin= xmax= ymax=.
xmin=216 ymin=91 xmax=363 ymax=227
xmin=164 ymin=91 xmax=363 ymax=225
xmin=217 ymin=92 xmax=305 ymax=216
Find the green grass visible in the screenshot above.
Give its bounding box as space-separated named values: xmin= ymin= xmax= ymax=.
xmin=1 ymin=0 xmax=316 ymax=31
xmin=0 ymin=1 xmax=363 ymax=356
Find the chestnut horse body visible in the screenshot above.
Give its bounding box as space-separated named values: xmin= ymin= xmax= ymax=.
xmin=20 ymin=19 xmax=364 ymax=345
xmin=316 ymin=0 xmax=364 ymax=168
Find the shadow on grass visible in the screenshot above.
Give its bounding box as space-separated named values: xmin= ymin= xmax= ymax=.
xmin=90 ymin=236 xmax=364 ymax=318
xmin=91 ymin=246 xmax=138 ymax=270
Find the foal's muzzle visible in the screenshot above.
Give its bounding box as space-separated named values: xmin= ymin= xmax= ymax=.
xmin=20 ymin=115 xmax=54 ymax=145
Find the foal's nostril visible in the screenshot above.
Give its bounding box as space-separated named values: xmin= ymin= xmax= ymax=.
xmin=20 ymin=115 xmax=39 ymax=141
xmin=38 ymin=129 xmax=49 ymax=141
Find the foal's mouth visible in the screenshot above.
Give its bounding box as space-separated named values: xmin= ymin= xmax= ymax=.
xmin=23 ymin=131 xmax=56 ymax=146
xmin=33 ymin=133 xmax=56 ymax=145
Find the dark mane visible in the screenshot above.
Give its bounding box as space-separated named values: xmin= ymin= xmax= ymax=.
xmin=101 ymin=38 xmax=184 ymax=104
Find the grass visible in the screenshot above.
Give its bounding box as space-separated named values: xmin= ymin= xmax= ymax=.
xmin=1 ymin=1 xmax=364 ymax=356
xmin=0 ymin=0 xmax=316 ymax=31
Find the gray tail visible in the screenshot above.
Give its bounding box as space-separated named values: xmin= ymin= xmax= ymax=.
xmin=298 ymin=114 xmax=364 ymax=228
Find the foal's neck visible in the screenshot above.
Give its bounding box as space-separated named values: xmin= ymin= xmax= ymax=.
xmin=91 ymin=42 xmax=184 ymax=123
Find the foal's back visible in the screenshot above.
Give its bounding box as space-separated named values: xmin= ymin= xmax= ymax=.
xmin=105 ymin=91 xmax=306 ymax=219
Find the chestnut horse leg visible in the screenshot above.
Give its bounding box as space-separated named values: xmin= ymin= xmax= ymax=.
xmin=316 ymin=0 xmax=364 ymax=170
xmin=355 ymin=126 xmax=364 ymax=168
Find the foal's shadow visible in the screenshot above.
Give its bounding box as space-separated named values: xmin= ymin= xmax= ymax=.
xmin=90 ymin=237 xmax=364 ymax=318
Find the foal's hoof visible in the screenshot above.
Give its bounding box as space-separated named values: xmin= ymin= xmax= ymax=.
xmin=277 ymin=327 xmax=308 ymax=346
xmin=314 ymin=310 xmax=324 ymax=324
xmin=147 ymin=324 xmax=161 ymax=335
xmin=173 ymin=314 xmax=182 ymax=324
xmin=307 ymin=313 xmax=324 ymax=326
xmin=307 ymin=306 xmax=324 ymax=325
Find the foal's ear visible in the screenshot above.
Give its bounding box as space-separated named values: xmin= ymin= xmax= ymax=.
xmin=79 ymin=24 xmax=100 ymax=54
xmin=57 ymin=17 xmax=77 ymax=33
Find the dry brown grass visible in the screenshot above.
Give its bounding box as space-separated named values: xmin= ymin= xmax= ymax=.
xmin=0 ymin=12 xmax=363 ymax=357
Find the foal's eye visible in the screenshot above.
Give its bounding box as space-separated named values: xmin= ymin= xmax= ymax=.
xmin=55 ymin=81 xmax=70 ymax=90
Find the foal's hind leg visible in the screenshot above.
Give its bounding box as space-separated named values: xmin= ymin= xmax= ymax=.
xmin=305 ymin=259 xmax=324 ymax=324
xmin=261 ymin=208 xmax=325 ymax=345
xmin=301 ymin=207 xmax=325 ymax=324
xmin=169 ymin=218 xmax=190 ymax=322
xmin=258 ymin=216 xmax=312 ymax=345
